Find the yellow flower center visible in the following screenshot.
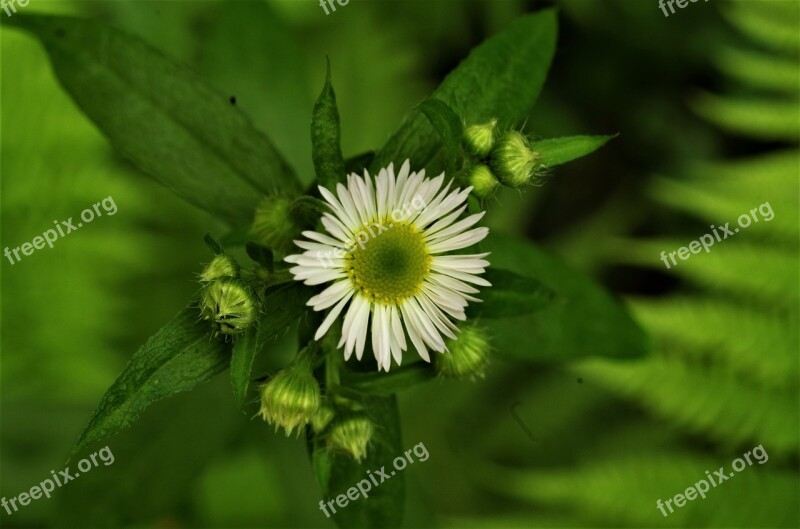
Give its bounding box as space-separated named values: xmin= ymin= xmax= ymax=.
xmin=345 ymin=222 xmax=430 ymax=304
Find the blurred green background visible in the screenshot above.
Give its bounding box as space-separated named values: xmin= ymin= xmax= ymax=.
xmin=1 ymin=0 xmax=798 ymax=527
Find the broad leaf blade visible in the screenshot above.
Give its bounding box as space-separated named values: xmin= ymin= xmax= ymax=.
xmin=310 ymin=395 xmax=405 ymax=529
xmin=230 ymin=326 xmax=259 ymax=411
xmin=72 ymin=306 xmax=231 ymax=457
xmin=371 ymin=10 xmax=557 ymax=173
xmin=467 ymin=268 xmax=554 ymax=319
xmin=533 ymin=135 xmax=616 ymax=168
xmin=256 ymin=281 xmax=313 ymax=349
xmin=484 ymin=233 xmax=649 ymax=361
xmin=6 ymin=14 xmax=300 ymax=228
xmin=342 ymin=364 xmax=436 ymax=396
xmin=418 ymin=98 xmax=463 ymax=173
xmin=312 ymin=58 xmax=347 ymax=189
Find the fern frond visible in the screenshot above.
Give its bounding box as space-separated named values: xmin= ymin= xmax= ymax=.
xmin=576 ymin=356 xmax=800 ymax=456
xmin=630 ymin=296 xmax=799 ymax=388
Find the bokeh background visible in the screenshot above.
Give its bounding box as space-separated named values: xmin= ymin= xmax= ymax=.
xmin=2 ymin=0 xmax=798 ymax=527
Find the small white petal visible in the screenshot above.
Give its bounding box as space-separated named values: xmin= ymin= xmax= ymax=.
xmin=400 ymin=303 xmax=430 ymax=362
xmin=426 ymin=212 xmax=486 ymax=243
xmin=314 ymin=290 xmax=354 ymax=340
xmin=427 ymin=227 xmax=490 ymax=254
xmin=308 ymin=280 xmax=353 ymax=310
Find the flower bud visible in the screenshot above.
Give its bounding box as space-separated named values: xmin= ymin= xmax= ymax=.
xmin=490 ymin=130 xmax=539 ymax=188
xmin=251 ymin=196 xmax=301 ymax=255
xmin=200 ymin=278 xmax=256 ymax=336
xmin=467 ymin=164 xmax=499 ymax=198
xmin=259 ymin=360 xmax=321 ymax=437
xmin=199 ymin=254 xmax=239 ymax=283
xmin=436 ymin=324 xmax=491 ymax=379
xmin=311 ymin=402 xmax=336 ymax=434
xmin=327 ymin=413 xmax=373 ymax=461
xmin=463 ymin=119 xmax=497 ymax=158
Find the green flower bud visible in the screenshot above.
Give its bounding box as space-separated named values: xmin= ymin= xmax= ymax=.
xmin=200 ymin=279 xmax=256 ymax=336
xmin=327 ymin=413 xmax=373 ymax=461
xmin=251 ymin=196 xmax=301 ymax=255
xmin=311 ymin=402 xmax=336 ymax=434
xmin=436 ymin=324 xmax=491 ymax=379
xmin=490 ymin=130 xmax=539 ymax=188
xmin=259 ymin=360 xmax=321 ymax=437
xmin=463 ymin=119 xmax=497 ymax=158
xmin=467 ymin=164 xmax=500 ymax=198
xmin=198 ymin=254 xmax=239 ymax=283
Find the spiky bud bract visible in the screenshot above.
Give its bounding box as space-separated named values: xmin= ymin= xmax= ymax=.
xmin=326 ymin=412 xmax=374 ymax=461
xmin=467 ymin=164 xmax=500 ymax=198
xmin=436 ymin=324 xmax=491 ymax=379
xmin=463 ymin=119 xmax=497 ymax=158
xmin=259 ymin=356 xmax=321 ymax=437
xmin=200 ymin=278 xmax=256 ymax=336
xmin=199 ymin=254 xmax=239 ymax=283
xmin=490 ymin=130 xmax=539 ymax=187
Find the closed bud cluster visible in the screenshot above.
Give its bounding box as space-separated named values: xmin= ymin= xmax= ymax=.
xmin=436 ymin=324 xmax=491 ymax=379
xmin=200 ymin=278 xmax=256 ymax=336
xmin=490 ymin=130 xmax=539 ymax=188
xmin=463 ymin=119 xmax=497 ymax=158
xmin=259 ymin=359 xmax=321 ymax=437
xmin=199 ymin=254 xmax=239 ymax=283
xmin=326 ymin=413 xmax=374 ymax=461
xmin=467 ymin=164 xmax=500 ymax=198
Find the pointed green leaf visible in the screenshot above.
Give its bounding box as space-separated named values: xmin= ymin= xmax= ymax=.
xmin=532 ymin=135 xmax=616 ymax=168
xmin=255 ymin=281 xmax=312 ymax=349
xmin=418 ymin=98 xmax=464 ymax=173
xmin=484 ymin=233 xmax=649 ymax=361
xmin=371 ymin=10 xmax=557 ymax=172
xmin=72 ymin=306 xmax=231 ymax=457
xmin=341 ymin=363 xmax=436 ymax=396
xmin=245 ymin=241 xmax=274 ymax=270
xmin=312 ymin=58 xmax=347 ymax=189
xmin=230 ymin=326 xmax=260 ymax=411
xmin=466 ymin=268 xmax=554 ymax=319
xmin=5 ymin=14 xmax=300 ymax=228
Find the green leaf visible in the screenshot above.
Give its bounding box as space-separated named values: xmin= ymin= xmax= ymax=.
xmin=244 ymin=242 xmax=274 ymax=270
xmin=692 ymin=93 xmax=800 ymax=141
xmin=5 ymin=14 xmax=300 ymax=228
xmin=715 ymin=45 xmax=800 ymax=93
xmin=72 ymin=306 xmax=231 ymax=457
xmin=466 ymin=268 xmax=554 ymax=319
xmin=255 ymin=281 xmax=312 ymax=349
xmin=203 ymin=233 xmax=224 ymax=255
xmin=312 ymin=58 xmax=347 ymax=189
xmin=230 ymin=326 xmax=260 ymax=411
xmin=345 ymin=152 xmax=376 ymax=175
xmin=578 ymin=354 xmax=800 ymax=456
xmin=483 ymin=233 xmax=649 ymax=361
xmin=341 ymin=363 xmax=436 ymax=396
xmin=532 ymin=135 xmax=616 ymax=168
xmin=418 ymin=98 xmax=464 ymax=173
xmin=371 ymin=10 xmax=557 ymax=173
xmin=310 ymin=395 xmax=405 ymax=529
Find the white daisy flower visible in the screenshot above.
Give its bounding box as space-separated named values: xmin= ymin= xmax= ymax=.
xmin=285 ymin=160 xmax=491 ymax=371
